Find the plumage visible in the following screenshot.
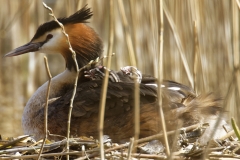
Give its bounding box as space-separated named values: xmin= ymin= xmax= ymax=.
xmin=32 ymin=80 xmax=158 ymax=141
xmin=31 ymin=5 xmax=93 ymax=40
xmin=4 ymin=6 xmax=228 ymax=144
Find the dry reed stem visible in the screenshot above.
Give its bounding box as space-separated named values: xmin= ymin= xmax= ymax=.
xmin=137 ymin=123 xmax=205 ymax=144
xmin=117 ymin=0 xmax=137 ymax=66
xmin=203 ymin=85 xmax=234 ymax=158
xmin=224 ymin=72 xmax=237 ymax=109
xmin=0 ymin=135 xmax=30 ymax=150
xmin=133 ymin=76 xmax=140 ymax=151
xmin=117 ymin=0 xmax=140 ymax=152
xmin=98 ymin=0 xmax=114 ymax=159
xmin=203 ymin=1 xmax=240 ymax=159
xmin=76 ymin=153 xmax=167 ymax=160
xmin=149 ymin=1 xmax=159 ymax=78
xmin=127 ymin=137 xmax=134 ymax=160
xmin=193 ymin=21 xmax=199 ymax=93
xmin=169 ymin=121 xmax=183 ymax=160
xmin=37 ymin=56 xmax=52 ymax=160
xmin=209 ymin=153 xmax=240 ymax=159
xmin=162 ymin=1 xmax=194 ymax=88
xmin=84 ymin=123 xmax=204 ymax=159
xmin=42 ymin=3 xmax=80 ymax=160
xmin=191 ymin=1 xmax=206 ymax=93
xmin=107 ymin=152 xmax=167 ymax=159
xmin=129 ymin=0 xmax=137 ymax=55
xmin=237 ymin=0 xmax=240 ymax=8
xmin=203 ymin=104 xmax=229 ymax=159
xmin=219 ymin=130 xmax=234 ymax=140
xmin=0 ymin=139 xmax=96 ymax=155
xmin=233 ymin=0 xmax=240 ymax=119
xmin=0 ymin=1 xmax=235 ymax=159
xmin=157 ymin=0 xmax=170 ymax=156
xmin=0 ymin=123 xmax=209 ymax=159
xmin=0 ymin=151 xmax=92 ymax=160
xmin=0 ymin=0 xmax=33 ymax=39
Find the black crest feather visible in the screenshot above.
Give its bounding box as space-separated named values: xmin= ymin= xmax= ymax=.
xmin=31 ymin=5 xmax=93 ymax=41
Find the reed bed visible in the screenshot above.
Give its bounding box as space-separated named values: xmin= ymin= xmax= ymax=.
xmin=0 ymin=0 xmax=239 ymax=159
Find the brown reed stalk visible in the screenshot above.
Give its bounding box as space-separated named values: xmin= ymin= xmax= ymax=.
xmin=98 ymin=0 xmax=114 ymax=159
xmin=37 ymin=56 xmax=52 ymax=160
xmin=157 ymin=0 xmax=170 ymax=156
xmin=202 ymin=3 xmax=238 ymax=154
xmin=117 ymin=0 xmax=137 ymax=66
xmin=233 ymin=0 xmax=240 ymax=123
xmin=84 ymin=123 xmax=205 ymax=159
xmin=193 ymin=21 xmax=199 ymax=93
xmin=127 ymin=137 xmax=134 ymax=160
xmin=117 ymin=0 xmax=140 ymax=153
xmin=163 ymin=1 xmax=194 ymax=88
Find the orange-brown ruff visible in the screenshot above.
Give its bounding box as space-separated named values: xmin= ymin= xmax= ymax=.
xmin=5 ymin=6 xmax=228 ymax=144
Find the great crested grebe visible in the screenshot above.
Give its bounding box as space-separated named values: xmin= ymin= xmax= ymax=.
xmin=5 ymin=6 xmax=227 ymax=143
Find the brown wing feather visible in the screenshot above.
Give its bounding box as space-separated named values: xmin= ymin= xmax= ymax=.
xmin=34 ymin=80 xmax=158 ymax=141
xmin=34 ymin=80 xmax=225 ymax=143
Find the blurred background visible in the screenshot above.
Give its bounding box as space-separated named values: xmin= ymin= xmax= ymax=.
xmin=0 ymin=0 xmax=239 ymax=137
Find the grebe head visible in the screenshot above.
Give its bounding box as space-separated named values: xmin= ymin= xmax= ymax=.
xmin=5 ymin=5 xmax=103 ymax=71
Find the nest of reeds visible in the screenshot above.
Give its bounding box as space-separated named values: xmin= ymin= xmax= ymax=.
xmin=0 ymin=120 xmax=240 ymax=159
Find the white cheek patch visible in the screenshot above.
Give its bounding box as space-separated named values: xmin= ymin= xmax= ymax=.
xmin=40 ymin=29 xmax=63 ymax=54
xmin=41 ymin=39 xmax=58 ymax=54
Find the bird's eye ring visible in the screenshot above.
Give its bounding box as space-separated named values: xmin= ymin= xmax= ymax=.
xmin=46 ymin=34 xmax=53 ymax=40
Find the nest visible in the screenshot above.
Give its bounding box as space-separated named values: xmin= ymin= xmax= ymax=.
xmin=1 ymin=122 xmax=240 ymax=160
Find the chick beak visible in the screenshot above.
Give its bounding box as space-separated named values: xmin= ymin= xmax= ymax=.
xmin=4 ymin=42 xmax=42 ymax=57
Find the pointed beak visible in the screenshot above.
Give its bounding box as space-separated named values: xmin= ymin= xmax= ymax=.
xmin=4 ymin=42 xmax=42 ymax=57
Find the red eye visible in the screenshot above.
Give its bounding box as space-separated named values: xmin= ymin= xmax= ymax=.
xmin=46 ymin=34 xmax=53 ymax=40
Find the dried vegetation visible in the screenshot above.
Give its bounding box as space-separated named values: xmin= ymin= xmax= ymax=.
xmin=0 ymin=0 xmax=240 ymax=159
